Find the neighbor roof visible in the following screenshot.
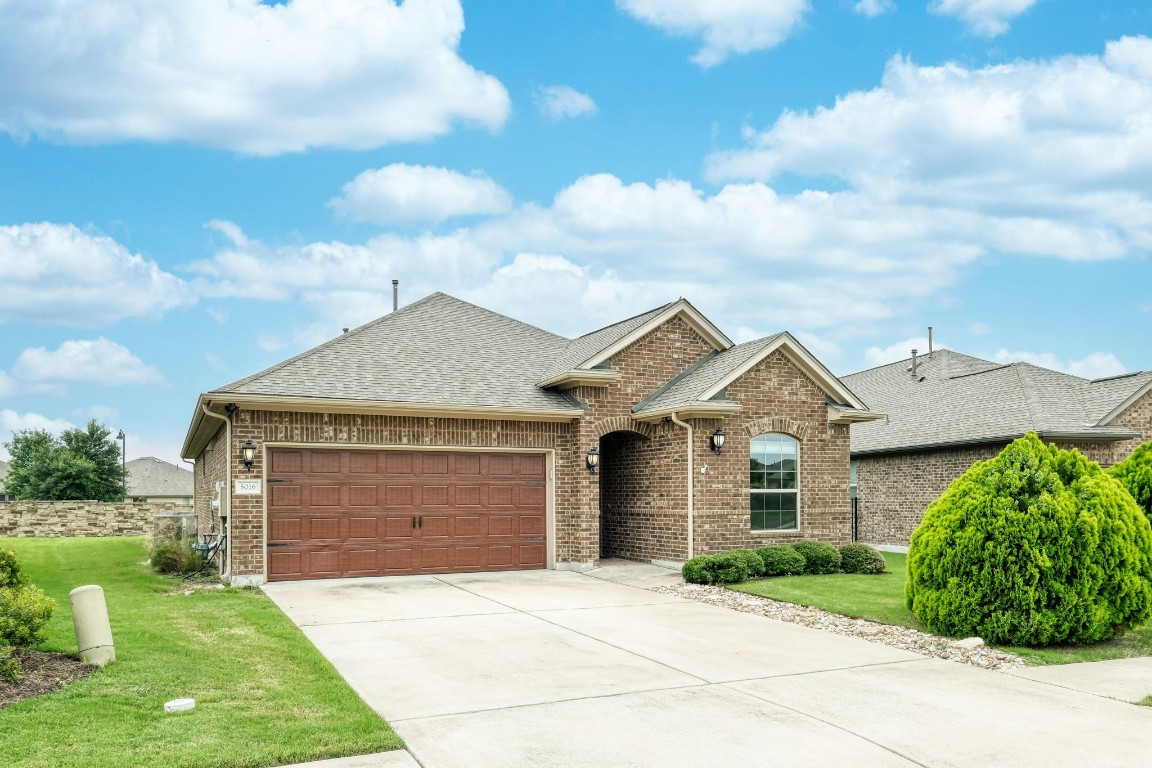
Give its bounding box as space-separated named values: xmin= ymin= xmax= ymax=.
xmin=844 ymin=349 xmax=1152 ymax=455
xmin=126 ymin=457 xmax=194 ymax=498
xmin=0 ymin=459 xmax=8 ymax=489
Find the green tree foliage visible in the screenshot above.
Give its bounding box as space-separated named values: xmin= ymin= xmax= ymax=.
xmin=906 ymin=433 xmax=1152 ymax=646
xmin=3 ymin=420 xmax=128 ymax=501
xmin=1109 ymin=440 xmax=1152 ymax=527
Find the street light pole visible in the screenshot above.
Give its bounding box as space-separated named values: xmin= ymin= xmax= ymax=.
xmin=116 ymin=430 xmax=126 ymax=470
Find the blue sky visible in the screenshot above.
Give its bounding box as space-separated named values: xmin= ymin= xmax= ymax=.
xmin=2 ymin=0 xmax=1151 ymax=465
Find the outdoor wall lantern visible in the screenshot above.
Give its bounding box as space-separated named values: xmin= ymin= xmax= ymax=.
xmin=586 ymin=446 xmax=600 ymax=474
xmin=709 ymin=427 xmax=727 ymax=454
xmin=241 ymin=439 xmax=257 ymax=469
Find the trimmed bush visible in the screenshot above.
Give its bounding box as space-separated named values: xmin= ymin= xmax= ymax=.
xmin=757 ymin=545 xmax=806 ymax=576
xmin=1109 ymin=440 xmax=1152 ymax=527
xmin=906 ymin=433 xmax=1152 ymax=646
xmin=839 ymin=543 xmax=887 ymax=574
xmin=730 ymin=549 xmax=765 ymax=578
xmin=0 ymin=584 xmax=56 ymax=648
xmin=682 ymin=551 xmax=756 ymax=585
xmin=0 ymin=646 xmax=20 ymax=684
xmin=792 ymin=541 xmax=841 ymax=575
xmin=0 ymin=550 xmax=29 ymax=589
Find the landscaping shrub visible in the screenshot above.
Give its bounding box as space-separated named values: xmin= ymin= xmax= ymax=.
xmin=757 ymin=545 xmax=806 ymax=576
xmin=730 ymin=549 xmax=765 ymax=578
xmin=906 ymin=433 xmax=1152 ymax=646
xmin=147 ymin=536 xmax=204 ymax=576
xmin=0 ymin=549 xmax=29 ymax=589
xmin=839 ymin=543 xmax=887 ymax=574
xmin=682 ymin=551 xmax=756 ymax=585
xmin=1109 ymin=440 xmax=1152 ymax=527
xmin=791 ymin=541 xmax=841 ymax=575
xmin=0 ymin=646 xmax=20 ymax=684
xmin=0 ymin=583 xmax=55 ymax=647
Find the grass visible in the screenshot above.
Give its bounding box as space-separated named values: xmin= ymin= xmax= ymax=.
xmin=0 ymin=537 xmax=402 ymax=768
xmin=730 ymin=551 xmax=1152 ymax=666
xmin=1139 ymin=695 xmax=1152 ymax=707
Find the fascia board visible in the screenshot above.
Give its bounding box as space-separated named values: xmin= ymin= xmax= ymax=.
xmin=631 ymin=403 xmax=742 ymax=424
xmin=828 ymin=405 xmax=887 ymax=424
xmin=576 ymin=300 xmax=733 ymax=370
xmin=1097 ymin=379 xmax=1152 ymax=426
xmin=536 ymin=369 xmax=622 ymax=389
xmin=207 ymin=393 xmax=585 ymax=422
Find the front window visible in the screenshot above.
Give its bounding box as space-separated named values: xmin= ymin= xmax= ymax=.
xmin=750 ymin=433 xmax=799 ymax=531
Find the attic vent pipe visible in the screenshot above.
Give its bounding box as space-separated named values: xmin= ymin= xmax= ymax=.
xmin=342 ymin=328 xmax=349 ymax=334
xmin=392 ymin=279 xmax=399 ymax=312
xmin=928 ymin=326 xmax=934 ymax=358
xmin=910 ymin=348 xmax=919 ymax=379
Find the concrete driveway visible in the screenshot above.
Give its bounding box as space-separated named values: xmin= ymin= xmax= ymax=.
xmin=264 ymin=564 xmax=1152 ymax=768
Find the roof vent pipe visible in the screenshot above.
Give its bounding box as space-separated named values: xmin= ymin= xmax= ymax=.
xmin=910 ymin=349 xmax=919 ymax=379
xmin=342 ymin=328 xmax=349 ymax=334
xmin=392 ymin=279 xmax=399 ymax=312
xmin=928 ymin=327 xmax=934 ymax=359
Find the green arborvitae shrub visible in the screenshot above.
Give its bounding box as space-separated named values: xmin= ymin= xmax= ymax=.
xmin=791 ymin=541 xmax=841 ymax=574
xmin=839 ymin=543 xmax=887 ymax=574
xmin=757 ymin=546 xmax=806 ymax=576
xmin=0 ymin=584 xmax=56 ymax=647
xmin=0 ymin=646 xmax=21 ymax=684
xmin=681 ymin=551 xmax=755 ymax=585
xmin=1109 ymin=440 xmax=1152 ymax=528
xmin=0 ymin=550 xmax=29 ymax=589
xmin=906 ymin=433 xmax=1152 ymax=646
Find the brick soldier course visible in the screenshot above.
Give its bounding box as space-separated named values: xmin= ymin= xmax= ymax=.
xmin=182 ymin=292 xmax=879 ymax=584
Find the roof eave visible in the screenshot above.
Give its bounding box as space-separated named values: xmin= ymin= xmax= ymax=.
xmin=1097 ymin=378 xmax=1152 ymax=426
xmin=181 ymin=395 xmax=227 ymax=460
xmin=575 ymin=299 xmax=734 ymax=371
xmin=631 ymin=402 xmax=743 ymax=424
xmin=203 ymin=392 xmax=585 ymax=422
xmin=828 ymin=405 xmax=886 ymax=425
xmin=536 ymin=369 xmax=623 ymax=389
xmin=851 ymin=428 xmax=1140 ymax=457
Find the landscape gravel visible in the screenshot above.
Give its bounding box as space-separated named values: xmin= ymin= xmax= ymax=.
xmin=651 ymin=583 xmax=1026 ymax=671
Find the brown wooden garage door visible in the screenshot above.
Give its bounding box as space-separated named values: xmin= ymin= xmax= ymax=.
xmin=266 ymin=448 xmax=547 ymax=581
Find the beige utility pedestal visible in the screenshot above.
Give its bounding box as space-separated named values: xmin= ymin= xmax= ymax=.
xmin=70 ymin=585 xmax=115 ymax=666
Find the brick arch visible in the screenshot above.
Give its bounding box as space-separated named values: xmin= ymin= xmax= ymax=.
xmin=591 ymin=416 xmax=655 ymax=440
xmin=743 ymin=416 xmax=811 ymax=441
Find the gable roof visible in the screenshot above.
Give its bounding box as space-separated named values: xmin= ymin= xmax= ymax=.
xmin=126 ymin=457 xmax=194 ymax=498
xmin=843 ymin=349 xmax=1152 ymax=455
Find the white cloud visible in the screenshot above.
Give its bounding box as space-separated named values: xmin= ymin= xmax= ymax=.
xmin=328 ymin=164 xmax=513 ymax=226
xmin=0 ymin=0 xmax=509 ymax=154
xmin=0 ymin=223 xmax=192 ymax=325
xmin=0 ymin=370 xmax=16 ymax=397
xmin=992 ymin=349 xmax=1127 ymax=379
xmin=616 ymin=0 xmax=810 ymax=67
xmin=930 ymin=0 xmax=1038 ymax=38
xmin=854 ymin=0 xmax=896 ymax=17
xmin=534 ymin=86 xmax=598 ymax=121
xmin=708 ymin=38 xmax=1152 ymax=263
xmin=968 ymin=321 xmax=992 ymax=336
xmin=14 ymin=338 xmax=163 ymax=386
xmin=0 ymin=411 xmax=75 ymax=460
xmin=864 ymin=336 xmax=934 ymax=368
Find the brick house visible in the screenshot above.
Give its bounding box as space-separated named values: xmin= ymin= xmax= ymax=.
xmin=843 ymin=349 xmax=1152 ymax=546
xmin=181 ymin=292 xmax=879 ymax=585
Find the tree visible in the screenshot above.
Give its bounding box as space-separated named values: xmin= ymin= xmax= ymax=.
xmin=1109 ymin=440 xmax=1152 ymax=527
xmin=3 ymin=420 xmax=128 ymax=501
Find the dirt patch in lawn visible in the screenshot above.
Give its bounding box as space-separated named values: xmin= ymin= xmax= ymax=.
xmin=1 ymin=649 xmax=95 ymax=708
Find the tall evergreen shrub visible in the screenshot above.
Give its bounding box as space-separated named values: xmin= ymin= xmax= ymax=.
xmin=1109 ymin=440 xmax=1152 ymax=528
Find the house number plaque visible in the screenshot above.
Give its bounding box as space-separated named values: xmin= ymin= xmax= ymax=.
xmin=234 ymin=480 xmax=261 ymax=495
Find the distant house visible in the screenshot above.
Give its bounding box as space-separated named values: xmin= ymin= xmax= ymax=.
xmin=843 ymin=349 xmax=1152 ymax=546
xmin=125 ymin=457 xmax=194 ymax=505
xmin=0 ymin=459 xmax=10 ymax=501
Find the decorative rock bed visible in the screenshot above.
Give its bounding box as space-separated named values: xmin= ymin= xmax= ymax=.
xmin=651 ymin=583 xmax=1026 ymax=670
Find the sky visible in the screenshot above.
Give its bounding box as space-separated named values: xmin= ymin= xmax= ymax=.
xmin=1 ymin=0 xmax=1151 ymax=466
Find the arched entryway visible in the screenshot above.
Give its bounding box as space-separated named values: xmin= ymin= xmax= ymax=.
xmin=598 ymin=428 xmax=656 ymax=561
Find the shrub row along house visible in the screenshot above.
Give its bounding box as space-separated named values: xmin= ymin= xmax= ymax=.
xmin=181 ymin=293 xmax=881 ymax=585
xmin=844 ymin=348 xmax=1152 ymax=545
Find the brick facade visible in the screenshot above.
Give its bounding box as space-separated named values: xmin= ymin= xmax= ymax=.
xmin=193 ymin=315 xmax=856 ymax=582
xmin=856 ymin=388 xmax=1152 ymax=545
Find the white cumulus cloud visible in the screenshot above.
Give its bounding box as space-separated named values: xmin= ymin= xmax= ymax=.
xmin=863 ymin=336 xmax=936 ymax=368
xmin=0 ymin=411 xmax=76 ymax=460
xmin=328 ymin=164 xmax=513 ymax=226
xmin=854 ymin=0 xmax=896 ymax=17
xmin=0 ymin=0 xmax=509 ymax=154
xmin=0 ymin=223 xmax=192 ymax=325
xmin=930 ymin=0 xmax=1039 ymax=38
xmin=992 ymin=349 xmax=1127 ymax=379
xmin=616 ymin=0 xmax=811 ymax=67
xmin=534 ymin=86 xmax=598 ymax=121
xmin=14 ymin=339 xmax=163 ymax=386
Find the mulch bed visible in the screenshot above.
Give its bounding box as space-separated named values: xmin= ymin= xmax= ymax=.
xmin=0 ymin=648 xmax=95 ymax=708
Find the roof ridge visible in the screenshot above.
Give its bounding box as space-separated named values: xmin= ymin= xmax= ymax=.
xmin=575 ymin=301 xmax=674 ymax=339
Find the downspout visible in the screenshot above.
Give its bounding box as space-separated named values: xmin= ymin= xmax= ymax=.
xmin=669 ymin=413 xmax=694 ymax=560
xmin=199 ymin=402 xmax=232 ymax=579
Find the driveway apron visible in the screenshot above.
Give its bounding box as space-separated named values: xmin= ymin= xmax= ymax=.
xmin=264 ymin=566 xmax=1152 ymax=768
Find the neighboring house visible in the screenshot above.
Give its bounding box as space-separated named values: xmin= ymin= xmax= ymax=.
xmin=125 ymin=456 xmax=194 ymax=505
xmin=844 ymin=349 xmax=1152 ymax=546
xmin=181 ymin=292 xmax=879 ymax=585
xmin=0 ymin=459 xmax=10 ymax=501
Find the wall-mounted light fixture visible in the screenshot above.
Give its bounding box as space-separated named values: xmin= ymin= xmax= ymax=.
xmin=709 ymin=427 xmax=727 ymax=454
xmin=241 ymin=439 xmax=257 ymax=469
xmin=586 ymin=446 xmax=600 ymax=474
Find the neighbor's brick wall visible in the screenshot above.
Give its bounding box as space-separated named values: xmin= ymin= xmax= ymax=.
xmin=0 ymin=500 xmax=192 ymax=538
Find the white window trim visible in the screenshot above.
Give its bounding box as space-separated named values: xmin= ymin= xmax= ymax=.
xmin=749 ymin=432 xmax=800 ymax=533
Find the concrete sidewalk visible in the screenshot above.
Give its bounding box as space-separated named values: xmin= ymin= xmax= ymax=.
xmin=266 ymin=563 xmax=1152 ymax=768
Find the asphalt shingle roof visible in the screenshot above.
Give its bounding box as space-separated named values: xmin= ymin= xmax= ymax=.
xmin=538 ymin=303 xmax=674 ymax=382
xmin=634 ymin=334 xmax=784 ymax=413
xmin=126 ymin=457 xmax=194 ymax=498
xmin=843 ymin=349 xmax=1150 ymax=454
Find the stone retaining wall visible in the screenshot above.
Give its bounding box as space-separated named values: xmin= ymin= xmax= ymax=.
xmin=0 ymin=500 xmax=194 ymax=538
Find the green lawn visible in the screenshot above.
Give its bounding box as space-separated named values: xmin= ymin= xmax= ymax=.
xmin=730 ymin=551 xmax=1152 ymax=666
xmin=0 ymin=537 xmax=402 ymax=768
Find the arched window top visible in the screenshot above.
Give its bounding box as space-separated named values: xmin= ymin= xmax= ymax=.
xmin=750 ymin=433 xmax=799 ymax=531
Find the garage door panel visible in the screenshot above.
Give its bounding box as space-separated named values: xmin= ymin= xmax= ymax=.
xmin=267 ymin=448 xmax=549 ymax=580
